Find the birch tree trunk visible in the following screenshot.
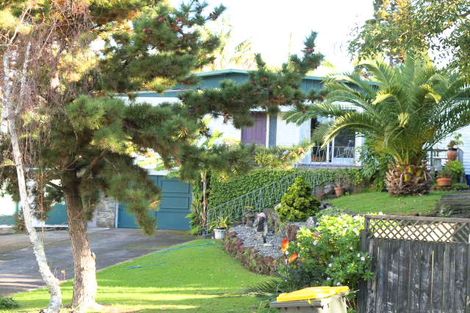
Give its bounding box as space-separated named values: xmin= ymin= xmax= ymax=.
xmin=2 ymin=49 xmax=62 ymax=313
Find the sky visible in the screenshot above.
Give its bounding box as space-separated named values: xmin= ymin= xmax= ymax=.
xmin=173 ymin=0 xmax=375 ymax=75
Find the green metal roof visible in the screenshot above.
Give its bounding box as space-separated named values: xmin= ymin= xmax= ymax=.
xmin=132 ymin=69 xmax=325 ymax=98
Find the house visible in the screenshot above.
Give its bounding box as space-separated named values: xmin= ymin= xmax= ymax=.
xmin=131 ymin=69 xmax=365 ymax=167
xmin=1 ymin=69 xmax=468 ymax=230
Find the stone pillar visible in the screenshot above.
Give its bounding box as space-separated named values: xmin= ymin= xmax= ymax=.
xmin=95 ymin=194 xmax=118 ymax=228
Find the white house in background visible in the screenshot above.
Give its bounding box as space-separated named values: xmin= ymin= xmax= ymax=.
xmin=131 ymin=69 xmax=470 ymax=175
xmin=2 ymin=69 xmax=469 ymax=229
xmin=129 ymin=69 xmax=365 ymax=167
xmin=431 ymin=127 xmax=470 ymax=181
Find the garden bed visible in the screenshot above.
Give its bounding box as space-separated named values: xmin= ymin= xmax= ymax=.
xmin=224 ymin=226 xmax=282 ymax=275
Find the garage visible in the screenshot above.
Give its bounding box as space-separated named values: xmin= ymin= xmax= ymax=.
xmin=117 ymin=175 xmax=192 ymax=231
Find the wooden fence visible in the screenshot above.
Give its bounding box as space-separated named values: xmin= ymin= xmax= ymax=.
xmin=359 ymin=215 xmax=470 ymax=313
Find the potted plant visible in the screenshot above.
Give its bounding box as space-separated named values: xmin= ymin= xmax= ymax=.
xmin=436 ymin=167 xmax=453 ymax=187
xmin=334 ymin=173 xmax=348 ymax=197
xmin=447 ymin=134 xmax=463 ymax=161
xmin=212 ymin=216 xmax=230 ymax=240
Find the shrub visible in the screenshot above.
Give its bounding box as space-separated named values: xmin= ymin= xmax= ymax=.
xmin=209 ymin=168 xmax=363 ymax=208
xmin=282 ymin=215 xmax=372 ymax=289
xmin=358 ymin=140 xmax=393 ymax=191
xmin=0 ymin=297 xmax=19 ymax=309
xmin=279 ymin=215 xmax=373 ymax=309
xmin=276 ymin=177 xmax=320 ymax=222
xmin=451 ymin=183 xmax=470 ymax=191
xmin=445 ymin=160 xmax=465 ymax=182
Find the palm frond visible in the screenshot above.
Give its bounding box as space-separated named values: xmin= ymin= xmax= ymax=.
xmin=243 ymin=279 xmax=282 ymax=295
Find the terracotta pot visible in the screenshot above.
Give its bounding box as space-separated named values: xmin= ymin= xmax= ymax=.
xmin=436 ymin=177 xmax=452 ymax=187
xmin=447 ymin=149 xmax=458 ymax=161
xmin=334 ymin=186 xmax=345 ymax=197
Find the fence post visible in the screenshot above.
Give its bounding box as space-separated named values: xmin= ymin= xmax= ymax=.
xmin=358 ymin=227 xmax=369 ymax=313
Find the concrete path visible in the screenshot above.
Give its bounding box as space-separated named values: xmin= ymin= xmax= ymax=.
xmin=0 ymin=228 xmax=194 ymax=296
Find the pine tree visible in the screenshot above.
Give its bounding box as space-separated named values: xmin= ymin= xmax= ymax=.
xmin=1 ymin=1 xmax=225 ymax=311
xmin=1 ymin=2 xmax=324 ymax=312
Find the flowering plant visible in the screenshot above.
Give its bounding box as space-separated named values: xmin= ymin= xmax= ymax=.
xmin=278 ymin=214 xmax=373 ymax=309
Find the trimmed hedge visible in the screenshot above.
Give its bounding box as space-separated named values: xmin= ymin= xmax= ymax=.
xmin=209 ymin=168 xmax=362 ymax=208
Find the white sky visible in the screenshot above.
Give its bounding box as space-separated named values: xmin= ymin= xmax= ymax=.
xmin=173 ymin=0 xmax=375 ymax=75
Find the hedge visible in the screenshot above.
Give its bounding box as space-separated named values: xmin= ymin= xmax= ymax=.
xmin=209 ymin=168 xmax=363 ymax=208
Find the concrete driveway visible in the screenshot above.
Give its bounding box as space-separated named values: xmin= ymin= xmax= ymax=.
xmin=0 ymin=228 xmax=194 ymax=296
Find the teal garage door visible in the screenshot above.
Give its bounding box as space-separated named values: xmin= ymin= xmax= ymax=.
xmin=0 ymin=215 xmax=16 ymax=226
xmin=118 ymin=175 xmax=191 ymax=230
xmin=45 ymin=203 xmax=68 ymax=225
xmin=0 ymin=202 xmax=67 ymax=226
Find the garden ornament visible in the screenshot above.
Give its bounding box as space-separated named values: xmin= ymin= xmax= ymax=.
xmin=253 ymin=212 xmax=269 ymax=244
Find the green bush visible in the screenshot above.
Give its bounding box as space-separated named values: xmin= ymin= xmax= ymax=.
xmin=445 ymin=160 xmax=465 ymax=182
xmin=209 ymin=168 xmax=363 ymax=208
xmin=279 ymin=214 xmax=373 ymax=309
xmin=358 ymin=140 xmax=393 ymax=191
xmin=451 ymin=183 xmax=470 ymax=191
xmin=246 ymin=214 xmax=372 ymax=312
xmin=283 ymin=215 xmax=372 ymax=289
xmin=0 ymin=297 xmax=19 ymax=309
xmin=276 ymin=177 xmax=320 ymax=222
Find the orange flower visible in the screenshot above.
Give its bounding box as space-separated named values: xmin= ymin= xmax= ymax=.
xmin=288 ymin=252 xmax=299 ymax=264
xmin=281 ymin=238 xmax=289 ymax=253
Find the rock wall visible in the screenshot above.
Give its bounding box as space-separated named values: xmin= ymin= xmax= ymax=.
xmin=96 ymin=195 xmax=118 ymax=228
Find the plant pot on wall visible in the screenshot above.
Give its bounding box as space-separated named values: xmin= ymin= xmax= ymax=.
xmin=436 ymin=177 xmax=452 ymax=187
xmin=214 ymin=228 xmax=227 ymax=240
xmin=447 ymin=149 xmax=458 ymax=161
xmin=334 ymin=186 xmax=345 ymax=197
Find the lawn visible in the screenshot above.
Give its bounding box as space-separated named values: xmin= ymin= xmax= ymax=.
xmin=329 ymin=191 xmax=448 ymax=216
xmin=4 ymin=240 xmax=270 ymax=313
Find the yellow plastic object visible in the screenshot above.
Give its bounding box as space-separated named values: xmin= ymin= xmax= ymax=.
xmin=276 ymin=286 xmax=349 ymax=303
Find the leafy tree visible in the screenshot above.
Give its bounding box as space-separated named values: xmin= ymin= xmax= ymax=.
xmin=286 ymin=57 xmax=470 ymax=195
xmin=349 ymin=0 xmax=470 ymax=74
xmin=276 ymin=177 xmax=320 ymax=222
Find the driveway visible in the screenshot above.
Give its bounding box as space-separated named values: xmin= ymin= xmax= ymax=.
xmin=0 ymin=228 xmax=194 ymax=296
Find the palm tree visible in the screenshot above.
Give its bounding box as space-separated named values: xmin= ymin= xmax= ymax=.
xmin=286 ymin=57 xmax=470 ymax=195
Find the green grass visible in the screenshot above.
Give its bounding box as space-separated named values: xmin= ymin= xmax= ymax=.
xmin=329 ymin=191 xmax=449 ymax=216
xmin=4 ymin=240 xmax=270 ymax=313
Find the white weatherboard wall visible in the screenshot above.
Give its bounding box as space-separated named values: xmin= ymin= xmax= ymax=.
xmin=276 ymin=114 xmax=304 ymax=146
xmin=459 ymin=125 xmax=470 ymax=174
xmin=435 ymin=125 xmax=470 ymax=175
xmin=0 ymin=194 xmax=16 ymax=223
xmin=128 ymin=95 xmax=242 ymax=145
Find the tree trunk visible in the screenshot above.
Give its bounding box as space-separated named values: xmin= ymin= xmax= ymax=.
xmin=2 ymin=49 xmax=62 ymax=313
xmin=63 ymin=177 xmax=100 ymax=313
xmin=386 ymin=162 xmax=433 ymax=196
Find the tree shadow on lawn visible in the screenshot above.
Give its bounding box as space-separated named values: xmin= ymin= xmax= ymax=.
xmin=10 ymin=285 xmax=262 ymax=313
xmin=9 ymin=240 xmax=270 ymax=313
